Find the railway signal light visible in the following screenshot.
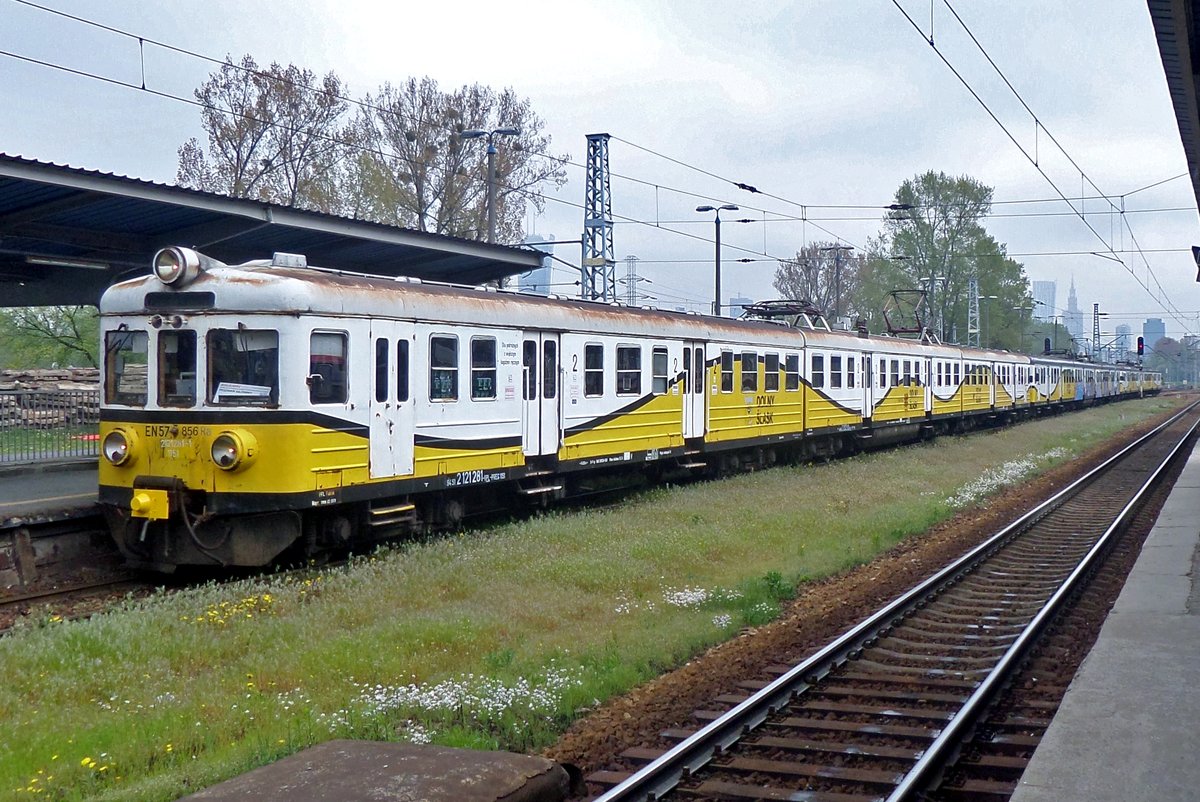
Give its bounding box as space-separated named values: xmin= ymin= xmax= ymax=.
xmin=1137 ymin=336 xmax=1144 ymax=356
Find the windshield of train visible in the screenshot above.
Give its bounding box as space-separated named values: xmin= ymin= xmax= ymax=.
xmin=104 ymin=329 xmax=148 ymax=406
xmin=208 ymin=329 xmax=279 ymax=405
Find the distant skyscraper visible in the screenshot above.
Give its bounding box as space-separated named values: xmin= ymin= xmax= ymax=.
xmin=1115 ymin=324 xmax=1131 ymax=357
xmin=1143 ymin=318 xmax=1166 ymax=350
xmin=518 ymin=235 xmax=554 ymax=296
xmin=728 ymin=295 xmax=753 ymax=318
xmin=1064 ymin=277 xmax=1083 ymax=343
xmin=1031 ymin=280 xmax=1056 ymax=321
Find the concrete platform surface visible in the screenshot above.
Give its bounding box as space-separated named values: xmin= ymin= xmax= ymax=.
xmin=0 ymin=460 xmax=96 ymax=526
xmin=177 ymin=740 xmax=574 ymax=802
xmin=1011 ymin=443 xmax=1200 ymax=802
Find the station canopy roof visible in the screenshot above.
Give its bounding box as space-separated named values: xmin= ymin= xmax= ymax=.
xmin=0 ymin=152 xmax=545 ymax=307
xmin=1148 ymin=0 xmax=1200 ymax=215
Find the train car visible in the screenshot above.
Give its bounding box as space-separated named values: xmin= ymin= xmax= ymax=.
xmin=97 ymin=247 xmax=1157 ymax=571
xmin=97 ymin=249 xmax=862 ymax=569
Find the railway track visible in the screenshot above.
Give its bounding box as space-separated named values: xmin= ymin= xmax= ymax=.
xmin=589 ymin=403 xmax=1199 ymax=802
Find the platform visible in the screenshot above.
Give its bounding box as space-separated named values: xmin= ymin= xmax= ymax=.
xmin=0 ymin=459 xmax=96 ymax=527
xmin=1011 ymin=441 xmax=1200 ymax=801
xmin=176 ymin=740 xmax=575 ymax=802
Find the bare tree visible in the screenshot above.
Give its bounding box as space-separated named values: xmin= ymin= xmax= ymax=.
xmin=774 ymin=242 xmax=868 ymax=320
xmin=346 ymin=78 xmax=567 ymax=241
xmin=176 ymin=55 xmax=349 ymax=210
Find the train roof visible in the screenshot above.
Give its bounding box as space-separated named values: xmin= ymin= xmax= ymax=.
xmin=98 ymin=254 xmax=1157 ymax=375
xmin=101 ymin=258 xmax=822 ymax=346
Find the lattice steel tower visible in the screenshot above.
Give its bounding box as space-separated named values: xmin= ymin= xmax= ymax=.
xmin=966 ymin=275 xmax=981 ymax=347
xmin=582 ymin=133 xmax=616 ymax=301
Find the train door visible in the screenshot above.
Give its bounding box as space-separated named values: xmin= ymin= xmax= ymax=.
xmin=683 ymin=341 xmax=707 ymax=439
xmin=522 ymin=332 xmax=562 ymax=458
xmin=862 ymin=352 xmax=874 ymax=421
xmin=368 ymin=324 xmax=415 ymax=478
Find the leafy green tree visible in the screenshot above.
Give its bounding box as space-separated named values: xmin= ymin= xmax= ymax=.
xmin=854 ymin=171 xmax=1031 ymax=349
xmin=0 ymin=307 xmax=99 ymax=368
xmin=345 ymin=77 xmax=567 ymax=241
xmin=1145 ymin=336 xmax=1184 ymax=382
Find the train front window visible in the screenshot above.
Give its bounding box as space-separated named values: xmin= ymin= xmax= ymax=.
xmin=209 ymin=329 xmax=279 ymax=405
xmin=105 ymin=329 xmax=148 ymax=406
xmin=158 ymin=330 xmax=197 ymax=407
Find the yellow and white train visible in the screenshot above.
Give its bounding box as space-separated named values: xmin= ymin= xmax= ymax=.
xmin=97 ymin=247 xmax=1161 ymax=570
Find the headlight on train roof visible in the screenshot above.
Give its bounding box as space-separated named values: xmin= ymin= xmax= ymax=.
xmin=102 ymin=428 xmax=136 ymax=466
xmin=152 ymin=246 xmax=222 ymax=287
xmin=210 ymin=429 xmax=258 ymax=471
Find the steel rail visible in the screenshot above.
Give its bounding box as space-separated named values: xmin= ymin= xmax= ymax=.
xmin=595 ymin=400 xmax=1200 ymax=802
xmin=886 ymin=407 xmax=1200 ymax=800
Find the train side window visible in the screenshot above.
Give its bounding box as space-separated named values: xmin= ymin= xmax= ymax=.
xmin=429 ymin=335 xmax=458 ymax=401
xmin=954 ymin=363 xmax=961 ymax=386
xmin=396 ymin=339 xmax=409 ymax=402
xmin=471 ymin=337 xmax=496 ymax=400
xmin=830 ymin=355 xmax=843 ymax=389
xmin=720 ymin=351 xmax=733 ymax=392
xmin=617 ymin=345 xmax=641 ymax=395
xmin=543 ymin=341 xmax=557 ymax=399
xmin=878 ymin=359 xmax=886 ymax=388
xmin=209 ymin=329 xmax=278 ymax=405
xmin=785 ymin=354 xmax=800 ymax=391
xmin=694 ymin=349 xmax=705 ymax=394
xmin=683 ymin=347 xmax=691 ymax=393
xmin=652 ymin=347 xmax=669 ymax=394
xmin=158 ymin=329 xmax=197 ymax=407
xmin=585 ymin=344 xmax=604 ymax=396
xmin=765 ymin=353 xmax=780 ymax=392
xmin=523 ymin=341 xmax=537 ymax=400
xmin=890 ymin=359 xmax=900 ymax=386
xmin=309 ymin=331 xmax=348 ymax=404
xmin=105 ymin=329 xmax=148 ymax=406
xmin=741 ymin=352 xmax=758 ymax=392
xmin=847 ymin=357 xmax=856 ymax=389
xmin=937 ymin=362 xmax=944 ymax=387
xmin=374 ymin=338 xmax=389 ymax=402
xmin=812 ymin=353 xmax=824 ymax=389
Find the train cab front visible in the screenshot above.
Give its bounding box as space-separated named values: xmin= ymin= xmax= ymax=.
xmin=98 ymin=247 xmax=303 ymax=571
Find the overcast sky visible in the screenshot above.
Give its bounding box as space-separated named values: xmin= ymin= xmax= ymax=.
xmin=2 ymin=0 xmax=1197 ymax=342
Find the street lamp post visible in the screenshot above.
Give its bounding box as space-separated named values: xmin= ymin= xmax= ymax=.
xmin=1013 ymin=305 xmax=1033 ymax=352
xmin=460 ymin=127 xmax=520 ymax=243
xmin=696 ymin=204 xmax=739 ymax=316
xmin=819 ymin=244 xmax=854 ymax=320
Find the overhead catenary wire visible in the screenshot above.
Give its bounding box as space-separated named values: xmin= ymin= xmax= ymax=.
xmin=10 ymin=0 xmax=1187 ymax=239
xmin=889 ymin=0 xmax=1192 ymax=337
xmin=6 ymin=0 xmax=1196 ymax=325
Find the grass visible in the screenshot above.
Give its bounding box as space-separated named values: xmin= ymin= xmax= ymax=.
xmin=0 ymin=426 xmax=97 ymax=460
xmin=0 ymin=396 xmax=1183 ymax=800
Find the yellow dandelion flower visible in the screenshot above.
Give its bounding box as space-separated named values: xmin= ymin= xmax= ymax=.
xmin=80 ymin=757 xmax=91 ymax=767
